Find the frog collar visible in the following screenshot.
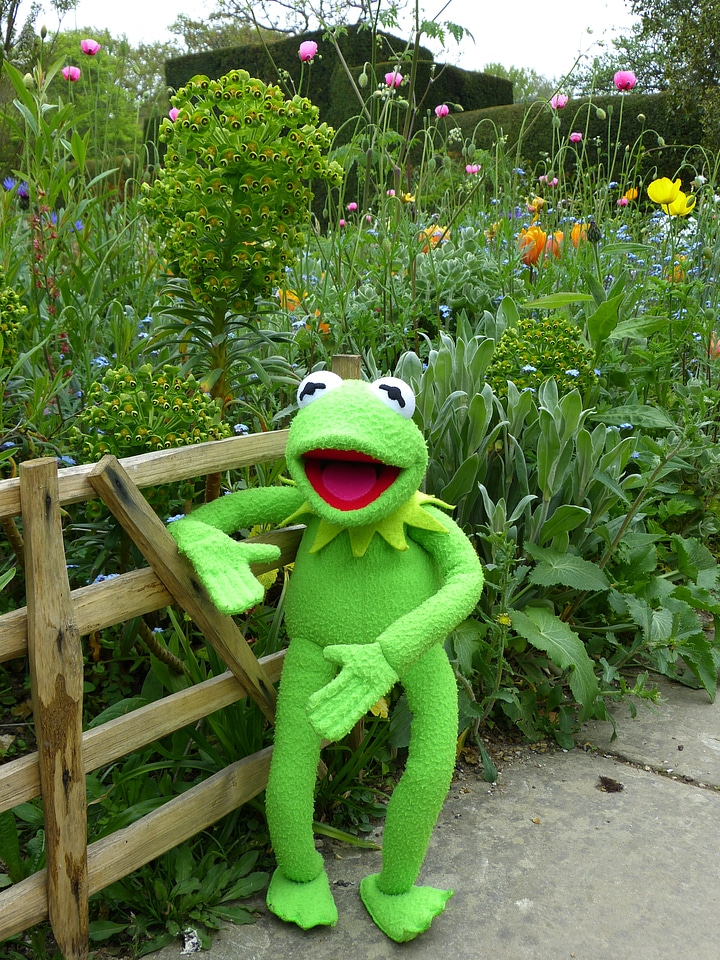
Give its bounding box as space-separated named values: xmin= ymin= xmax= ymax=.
xmin=283 ymin=491 xmax=452 ymax=557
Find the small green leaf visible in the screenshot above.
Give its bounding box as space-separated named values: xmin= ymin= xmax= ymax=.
xmin=587 ymin=294 xmax=623 ymax=349
xmin=609 ymin=316 xmax=669 ymax=340
xmin=510 ymin=608 xmax=600 ymax=710
xmin=89 ymin=920 xmax=129 ymax=941
xmin=521 ymin=292 xmax=594 ymax=309
xmin=526 ymin=545 xmax=609 ymax=591
xmin=536 ymin=505 xmax=591 ymax=544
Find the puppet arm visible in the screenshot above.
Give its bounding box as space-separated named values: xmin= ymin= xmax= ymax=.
xmin=308 ymin=507 xmax=483 ymax=740
xmin=169 ymin=485 xmax=304 ymax=615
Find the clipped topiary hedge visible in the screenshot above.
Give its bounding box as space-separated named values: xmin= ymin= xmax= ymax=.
xmin=164 ymin=24 xmax=513 ymax=135
xmin=452 ymin=91 xmax=706 ymax=181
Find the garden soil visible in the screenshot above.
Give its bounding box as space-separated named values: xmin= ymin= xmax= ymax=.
xmin=147 ymin=676 xmax=720 ymax=960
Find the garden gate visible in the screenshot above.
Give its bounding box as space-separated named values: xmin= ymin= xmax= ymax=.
xmin=0 ymin=356 xmax=361 ymax=959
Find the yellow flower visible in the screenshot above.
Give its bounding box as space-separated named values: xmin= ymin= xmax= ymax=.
xmin=496 ymin=612 xmax=512 ymax=627
xmin=623 ymin=186 xmax=639 ymax=202
xmin=518 ymin=225 xmax=546 ymax=265
xmin=278 ymin=288 xmax=303 ymax=311
xmin=419 ymin=225 xmax=450 ymax=251
xmin=647 ymin=177 xmax=681 ymax=206
xmin=401 ymin=192 xmax=416 ymax=203
xmin=666 ymin=190 xmax=696 ymax=217
xmin=570 ymin=222 xmax=587 ymax=248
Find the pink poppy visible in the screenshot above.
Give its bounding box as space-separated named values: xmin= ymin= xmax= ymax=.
xmin=347 ymin=202 xmax=358 ymax=212
xmin=80 ymin=38 xmax=101 ymax=56
xmin=613 ymin=70 xmax=637 ymax=91
xmin=62 ymin=65 xmax=81 ymax=82
xmin=465 ymin=164 xmax=481 ymax=174
xmin=298 ymin=40 xmax=318 ymax=62
xmin=168 ymin=108 xmax=180 ymax=121
xmin=550 ymin=93 xmax=568 ymax=109
xmin=569 ymin=131 xmax=583 ymax=143
xmin=435 ymin=104 xmax=450 ymax=118
xmin=385 ymin=71 xmax=403 ymax=88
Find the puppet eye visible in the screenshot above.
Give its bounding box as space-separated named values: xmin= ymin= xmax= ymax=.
xmin=369 ymin=377 xmax=416 ymax=419
xmin=297 ymin=370 xmax=344 ymax=408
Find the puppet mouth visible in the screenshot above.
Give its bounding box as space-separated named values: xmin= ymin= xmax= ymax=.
xmin=302 ymin=448 xmax=400 ymax=511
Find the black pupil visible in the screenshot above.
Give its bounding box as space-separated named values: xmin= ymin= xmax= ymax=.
xmin=379 ymin=384 xmax=405 ymax=408
xmin=299 ymin=381 xmax=328 ymax=402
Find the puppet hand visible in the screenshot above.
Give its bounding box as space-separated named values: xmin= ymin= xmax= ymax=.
xmin=169 ymin=519 xmax=281 ymax=615
xmin=307 ymin=643 xmax=399 ymax=742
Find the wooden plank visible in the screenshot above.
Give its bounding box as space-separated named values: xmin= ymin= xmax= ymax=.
xmin=20 ymin=458 xmax=88 ymax=960
xmin=0 ymin=745 xmax=273 ymax=942
xmin=0 ymin=429 xmax=289 ymax=520
xmin=0 ymin=526 xmax=302 ymax=664
xmin=0 ymin=651 xmax=286 ymax=815
xmin=88 ymin=456 xmax=278 ymax=723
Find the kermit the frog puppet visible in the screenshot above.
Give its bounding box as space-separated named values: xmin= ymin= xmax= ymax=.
xmin=169 ymin=372 xmax=483 ymax=942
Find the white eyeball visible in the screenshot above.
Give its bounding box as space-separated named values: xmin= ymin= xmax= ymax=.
xmin=369 ymin=377 xmax=416 ymax=419
xmin=297 ymin=370 xmax=344 ymax=408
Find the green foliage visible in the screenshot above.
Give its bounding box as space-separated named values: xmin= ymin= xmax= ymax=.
xmin=486 ymin=313 xmax=598 ymax=399
xmin=140 ymin=69 xmax=342 ymax=308
xmin=70 ymin=363 xmax=231 ymax=461
xmin=0 ymin=265 xmax=26 ymax=368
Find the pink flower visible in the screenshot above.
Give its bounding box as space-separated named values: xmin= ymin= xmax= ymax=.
xmin=550 ymin=93 xmax=568 ymax=109
xmin=385 ymin=71 xmax=403 ymax=88
xmin=339 ymin=218 xmax=346 ymax=227
xmin=538 ymin=174 xmax=559 ymax=187
xmin=168 ymin=107 xmax=180 ymax=121
xmin=569 ymin=131 xmax=583 ymax=143
xmin=617 ymin=196 xmax=629 ymax=207
xmin=465 ymin=164 xmax=481 ymax=174
xmin=347 ymin=202 xmax=358 ymax=211
xmin=435 ymin=103 xmax=449 ymax=118
xmin=80 ymin=38 xmax=101 ymax=56
xmin=62 ymin=65 xmax=81 ymax=82
xmin=613 ymin=70 xmax=637 ymax=91
xmin=298 ymin=40 xmax=318 ymax=62
xmin=386 ymin=189 xmax=396 ymax=196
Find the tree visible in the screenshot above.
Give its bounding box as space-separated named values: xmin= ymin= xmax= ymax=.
xmin=168 ymin=12 xmax=276 ymax=52
xmin=482 ymin=62 xmax=556 ymax=103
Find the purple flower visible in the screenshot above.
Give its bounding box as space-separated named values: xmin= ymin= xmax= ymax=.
xmin=435 ymin=104 xmax=449 ymax=118
xmin=613 ymin=70 xmax=637 ymax=91
xmin=16 ymin=181 xmax=29 ymax=199
xmin=550 ymin=93 xmax=568 ymax=109
xmin=80 ymin=38 xmax=101 ymax=56
xmin=298 ymin=40 xmax=318 ymax=62
xmin=62 ymin=65 xmax=81 ymax=82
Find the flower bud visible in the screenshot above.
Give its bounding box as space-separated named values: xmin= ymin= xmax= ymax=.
xmin=23 ymin=73 xmax=34 ymax=88
xmin=637 ymin=113 xmax=646 ymax=122
xmin=358 ymin=68 xmax=368 ymax=88
xmin=657 ymin=136 xmax=666 ymax=147
xmin=595 ymin=107 xmax=607 ymax=120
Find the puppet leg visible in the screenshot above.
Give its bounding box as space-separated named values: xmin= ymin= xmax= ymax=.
xmin=360 ymin=643 xmax=457 ymax=941
xmin=265 ymin=636 xmax=338 ymax=929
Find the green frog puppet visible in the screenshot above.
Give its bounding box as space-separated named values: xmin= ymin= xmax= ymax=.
xmin=169 ymin=371 xmax=484 ymax=942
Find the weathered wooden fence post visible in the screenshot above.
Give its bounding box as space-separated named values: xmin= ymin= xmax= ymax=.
xmin=20 ymin=458 xmax=88 ymax=960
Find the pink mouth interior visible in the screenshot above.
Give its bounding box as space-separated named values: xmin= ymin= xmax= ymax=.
xmin=303 ymin=448 xmax=400 ymax=511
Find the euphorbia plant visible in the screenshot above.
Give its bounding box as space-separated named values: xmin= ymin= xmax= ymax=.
xmin=140 ymin=69 xmax=343 ymax=415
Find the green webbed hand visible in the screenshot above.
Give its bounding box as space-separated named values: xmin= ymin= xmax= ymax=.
xmin=307 ymin=643 xmax=399 ymax=741
xmin=170 ymin=517 xmax=281 ymax=615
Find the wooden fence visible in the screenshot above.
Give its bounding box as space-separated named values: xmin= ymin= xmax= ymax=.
xmin=0 ymin=425 xmax=303 ymax=959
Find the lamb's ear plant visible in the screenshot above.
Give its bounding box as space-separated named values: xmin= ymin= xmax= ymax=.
xmin=395 ymin=321 xmax=719 ymax=746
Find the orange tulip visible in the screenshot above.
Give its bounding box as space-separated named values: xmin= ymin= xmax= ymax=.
xmin=518 ymin=225 xmax=547 ymax=265
xmin=545 ymin=230 xmax=563 ymax=257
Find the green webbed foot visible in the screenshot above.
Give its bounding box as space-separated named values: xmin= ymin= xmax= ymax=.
xmin=266 ymin=867 xmax=338 ymax=930
xmin=359 ymin=873 xmax=453 ymax=942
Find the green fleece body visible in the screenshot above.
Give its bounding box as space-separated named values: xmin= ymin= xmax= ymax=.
xmin=168 ymin=376 xmax=484 ymax=941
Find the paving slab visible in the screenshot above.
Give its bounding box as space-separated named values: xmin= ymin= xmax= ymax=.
xmin=581 ymin=674 xmax=720 ymax=786
xmin=147 ymin=679 xmax=720 ymax=960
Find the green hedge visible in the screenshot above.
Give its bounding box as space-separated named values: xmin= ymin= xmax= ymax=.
xmin=164 ymin=24 xmax=512 ymax=133
xmin=453 ymin=91 xmax=708 ymax=182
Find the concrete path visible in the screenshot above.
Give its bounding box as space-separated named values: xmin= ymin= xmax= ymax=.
xmin=147 ymin=676 xmax=720 ymax=960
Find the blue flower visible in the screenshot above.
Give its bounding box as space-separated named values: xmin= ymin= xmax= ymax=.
xmin=56 ymin=455 xmax=77 ymax=466
xmin=521 ymin=364 xmax=537 ymax=373
xmin=92 ymin=355 xmax=110 ymax=368
xmin=564 ymin=368 xmax=580 ymax=377
xmin=439 ymin=304 xmax=452 ymax=319
xmin=92 ymin=572 xmax=121 ymax=584
xmin=166 ymin=514 xmax=185 ymax=524
xmin=2 ymin=176 xmax=15 ymax=191
xmin=16 ymin=182 xmax=29 ymax=199
xmin=233 ymin=423 xmax=250 ymax=435
xmin=618 ymin=422 xmax=633 ymax=430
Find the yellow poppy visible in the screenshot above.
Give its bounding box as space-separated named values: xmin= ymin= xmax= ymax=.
xmin=647 ymin=177 xmax=681 ymax=206
xmin=570 ymin=222 xmax=587 ymax=248
xmin=666 ymin=190 xmax=696 ymax=217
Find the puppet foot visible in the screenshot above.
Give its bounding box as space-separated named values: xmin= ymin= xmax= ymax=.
xmin=266 ymin=867 xmax=338 ymax=930
xmin=359 ymin=873 xmax=453 ymax=942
